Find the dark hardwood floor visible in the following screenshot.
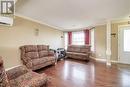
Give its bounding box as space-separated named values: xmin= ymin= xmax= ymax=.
xmin=37 ymin=59 xmax=130 ymax=87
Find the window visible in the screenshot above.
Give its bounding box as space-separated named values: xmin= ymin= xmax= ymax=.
xmin=124 ymin=29 xmax=130 ymax=52
xmin=90 ymin=29 xmax=95 ymax=51
xmin=64 ymin=32 xmax=68 ymax=49
xmin=72 ymin=31 xmax=85 ymax=45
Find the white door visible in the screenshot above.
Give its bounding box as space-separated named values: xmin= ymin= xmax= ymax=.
xmin=119 ymin=25 xmax=130 ymax=64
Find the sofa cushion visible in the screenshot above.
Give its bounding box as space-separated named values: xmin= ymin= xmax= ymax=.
xmin=80 ymin=48 xmax=89 ymax=53
xmin=32 ymin=56 xmax=55 ymax=66
xmin=25 ymin=52 xmax=39 ymax=59
xmin=73 ymin=47 xmax=80 ymax=52
xmin=39 ymin=51 xmax=48 ymax=58
xmin=9 ymin=71 xmax=47 ymax=87
xmin=67 ymin=47 xmax=74 ymax=52
xmin=67 ymin=46 xmax=80 ymax=52
xmin=0 ymin=57 xmax=3 ymax=66
xmin=37 ymin=45 xmax=49 ymax=51
xmin=24 ymin=45 xmax=38 ymax=52
xmin=0 ymin=57 xmax=10 ymax=87
xmin=32 ymin=58 xmax=46 ymax=66
xmin=67 ymin=52 xmax=88 ymax=56
xmin=6 ymin=66 xmax=29 ymax=80
xmin=44 ymin=56 xmax=55 ymax=62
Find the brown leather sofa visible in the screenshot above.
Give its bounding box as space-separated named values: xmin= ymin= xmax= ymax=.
xmin=66 ymin=45 xmax=91 ymax=61
xmin=0 ymin=57 xmax=48 ymax=87
xmin=20 ymin=45 xmax=56 ymax=70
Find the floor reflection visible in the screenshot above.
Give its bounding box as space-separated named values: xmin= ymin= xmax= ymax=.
xmin=63 ymin=60 xmax=95 ymax=86
xmin=121 ymin=71 xmax=130 ymax=87
xmin=38 ymin=59 xmax=130 ymax=87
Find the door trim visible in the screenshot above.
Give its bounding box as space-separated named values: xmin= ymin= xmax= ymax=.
xmin=118 ymin=25 xmax=130 ymax=64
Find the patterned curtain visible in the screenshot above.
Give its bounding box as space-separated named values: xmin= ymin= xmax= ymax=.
xmin=68 ymin=32 xmax=72 ymax=45
xmin=84 ymin=29 xmax=90 ymax=45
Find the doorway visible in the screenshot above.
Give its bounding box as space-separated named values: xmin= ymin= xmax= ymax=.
xmin=118 ymin=25 xmax=130 ymax=64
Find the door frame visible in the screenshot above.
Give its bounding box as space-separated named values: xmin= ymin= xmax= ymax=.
xmin=118 ymin=24 xmax=130 ymax=64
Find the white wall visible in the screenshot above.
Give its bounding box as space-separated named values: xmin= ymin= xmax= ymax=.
xmin=0 ymin=16 xmax=64 ymax=69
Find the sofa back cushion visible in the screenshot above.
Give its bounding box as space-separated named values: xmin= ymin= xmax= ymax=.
xmin=37 ymin=45 xmax=49 ymax=58
xmin=20 ymin=45 xmax=50 ymax=60
xmin=37 ymin=45 xmax=49 ymax=51
xmin=25 ymin=52 xmax=39 ymax=59
xmin=20 ymin=45 xmax=39 ymax=59
xmin=67 ymin=45 xmax=90 ymax=53
xmin=24 ymin=45 xmax=38 ymax=52
xmin=80 ymin=45 xmax=90 ymax=53
xmin=67 ymin=45 xmax=80 ymax=52
xmin=39 ymin=51 xmax=48 ymax=58
xmin=67 ymin=45 xmax=79 ymax=52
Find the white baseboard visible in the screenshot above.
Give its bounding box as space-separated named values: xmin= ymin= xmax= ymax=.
xmin=5 ymin=65 xmax=22 ymax=71
xmin=111 ymin=60 xmax=119 ymax=63
xmin=90 ymin=56 xmax=118 ymax=63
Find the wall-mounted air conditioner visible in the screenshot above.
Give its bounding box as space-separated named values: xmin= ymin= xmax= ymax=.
xmin=0 ymin=16 xmax=13 ymax=26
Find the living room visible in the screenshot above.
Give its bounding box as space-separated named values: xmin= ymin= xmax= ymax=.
xmin=0 ymin=0 xmax=130 ymax=87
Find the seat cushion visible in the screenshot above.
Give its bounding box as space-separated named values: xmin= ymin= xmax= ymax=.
xmin=66 ymin=52 xmax=89 ymax=60
xmin=67 ymin=52 xmax=88 ymax=56
xmin=32 ymin=58 xmax=46 ymax=66
xmin=32 ymin=56 xmax=55 ymax=66
xmin=9 ymin=71 xmax=47 ymax=87
xmin=44 ymin=56 xmax=55 ymax=62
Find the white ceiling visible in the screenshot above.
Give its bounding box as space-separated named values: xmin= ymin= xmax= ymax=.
xmin=16 ymin=0 xmax=130 ymax=31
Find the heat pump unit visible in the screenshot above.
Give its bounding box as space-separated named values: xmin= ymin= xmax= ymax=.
xmin=0 ymin=16 xmax=13 ymax=26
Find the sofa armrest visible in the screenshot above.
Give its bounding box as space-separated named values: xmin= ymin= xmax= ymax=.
xmin=21 ymin=57 xmax=33 ymax=69
xmin=6 ymin=66 xmax=30 ymax=80
xmin=87 ymin=52 xmax=91 ymax=54
xmin=21 ymin=57 xmax=32 ymax=64
xmin=26 ymin=61 xmax=33 ymax=69
xmin=86 ymin=51 xmax=91 ymax=57
xmin=0 ymin=57 xmax=3 ymax=67
xmin=88 ymin=51 xmax=92 ymax=54
xmin=48 ymin=50 xmax=55 ymax=56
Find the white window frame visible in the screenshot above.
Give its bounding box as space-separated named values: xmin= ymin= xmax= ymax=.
xmin=123 ymin=29 xmax=130 ymax=52
xmin=64 ymin=32 xmax=68 ymax=50
xmin=90 ymin=29 xmax=95 ymax=52
xmin=72 ymin=31 xmax=85 ymax=45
